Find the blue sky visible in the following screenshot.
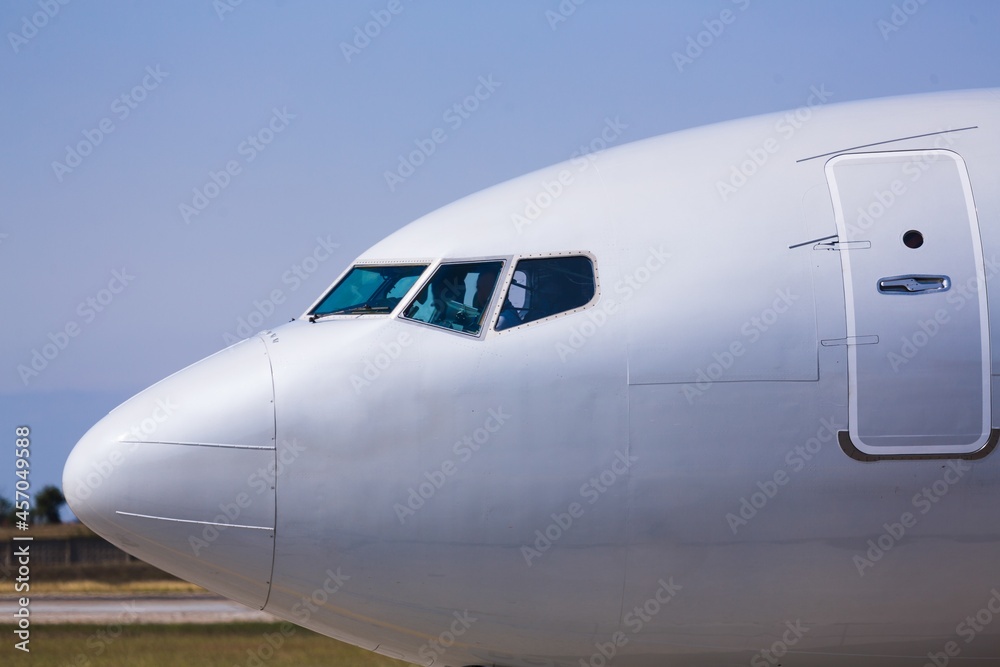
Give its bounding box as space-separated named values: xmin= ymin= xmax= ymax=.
xmin=2 ymin=0 xmax=998 ymax=513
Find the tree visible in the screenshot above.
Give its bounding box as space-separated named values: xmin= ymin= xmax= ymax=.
xmin=0 ymin=495 xmax=12 ymax=526
xmin=34 ymin=485 xmax=66 ymax=525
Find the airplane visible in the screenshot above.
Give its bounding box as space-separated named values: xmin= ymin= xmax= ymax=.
xmin=63 ymin=88 xmax=1000 ymax=666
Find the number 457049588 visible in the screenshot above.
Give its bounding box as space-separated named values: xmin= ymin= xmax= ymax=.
xmin=15 ymin=426 xmax=31 ymax=523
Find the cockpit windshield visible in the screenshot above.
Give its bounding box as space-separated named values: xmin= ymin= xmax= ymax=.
xmin=309 ymin=265 xmax=428 ymax=318
xmin=402 ymin=260 xmax=504 ymax=335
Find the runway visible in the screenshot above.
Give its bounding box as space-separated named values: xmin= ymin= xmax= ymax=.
xmin=0 ymin=595 xmax=280 ymax=624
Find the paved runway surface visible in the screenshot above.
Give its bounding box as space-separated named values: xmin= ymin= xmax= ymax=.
xmin=0 ymin=595 xmax=280 ymax=624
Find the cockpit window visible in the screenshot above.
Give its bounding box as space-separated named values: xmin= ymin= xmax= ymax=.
xmin=402 ymin=260 xmax=504 ymax=336
xmin=310 ymin=265 xmax=427 ymax=318
xmin=496 ymin=256 xmax=595 ymax=331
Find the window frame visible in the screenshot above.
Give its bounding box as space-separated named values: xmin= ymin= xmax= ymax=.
xmin=304 ymin=260 xmax=433 ymax=321
xmin=397 ymin=257 xmax=510 ymax=339
xmin=490 ymin=251 xmax=600 ymax=334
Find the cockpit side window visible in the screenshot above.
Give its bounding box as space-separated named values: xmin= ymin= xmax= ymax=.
xmin=310 ymin=264 xmax=428 ymax=318
xmin=402 ymin=260 xmax=504 ymax=336
xmin=496 ymin=256 xmax=596 ymax=331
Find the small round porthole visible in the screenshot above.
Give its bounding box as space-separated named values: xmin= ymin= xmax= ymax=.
xmin=903 ymin=230 xmax=924 ymax=249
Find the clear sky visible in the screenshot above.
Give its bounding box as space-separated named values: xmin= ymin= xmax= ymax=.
xmin=2 ymin=0 xmax=999 ymax=515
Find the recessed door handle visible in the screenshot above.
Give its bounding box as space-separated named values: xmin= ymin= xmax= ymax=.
xmin=877 ymin=275 xmax=950 ymax=294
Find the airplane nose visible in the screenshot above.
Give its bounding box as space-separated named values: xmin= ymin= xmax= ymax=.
xmin=63 ymin=336 xmax=276 ymax=609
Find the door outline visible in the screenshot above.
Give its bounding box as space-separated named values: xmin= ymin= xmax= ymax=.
xmin=826 ymin=149 xmax=991 ymax=457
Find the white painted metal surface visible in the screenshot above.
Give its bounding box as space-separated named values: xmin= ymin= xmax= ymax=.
xmin=65 ymin=89 xmax=1000 ymax=667
xmin=827 ymin=150 xmax=991 ymax=455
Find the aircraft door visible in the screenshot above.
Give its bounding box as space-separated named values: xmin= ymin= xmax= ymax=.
xmin=826 ymin=150 xmax=991 ymax=456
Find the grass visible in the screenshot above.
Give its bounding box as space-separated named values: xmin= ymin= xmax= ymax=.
xmin=0 ymin=623 xmax=412 ymax=666
xmin=1 ymin=562 xmax=206 ymax=596
xmin=18 ymin=579 xmax=205 ymax=595
xmin=1 ymin=526 xmax=412 ymax=664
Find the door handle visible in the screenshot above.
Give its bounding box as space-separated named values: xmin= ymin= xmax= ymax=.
xmin=877 ymin=275 xmax=950 ymax=294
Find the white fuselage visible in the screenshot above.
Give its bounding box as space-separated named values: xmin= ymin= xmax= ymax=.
xmin=65 ymin=89 xmax=1000 ymax=666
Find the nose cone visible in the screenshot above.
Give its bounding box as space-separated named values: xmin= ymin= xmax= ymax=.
xmin=63 ymin=336 xmax=277 ymax=609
